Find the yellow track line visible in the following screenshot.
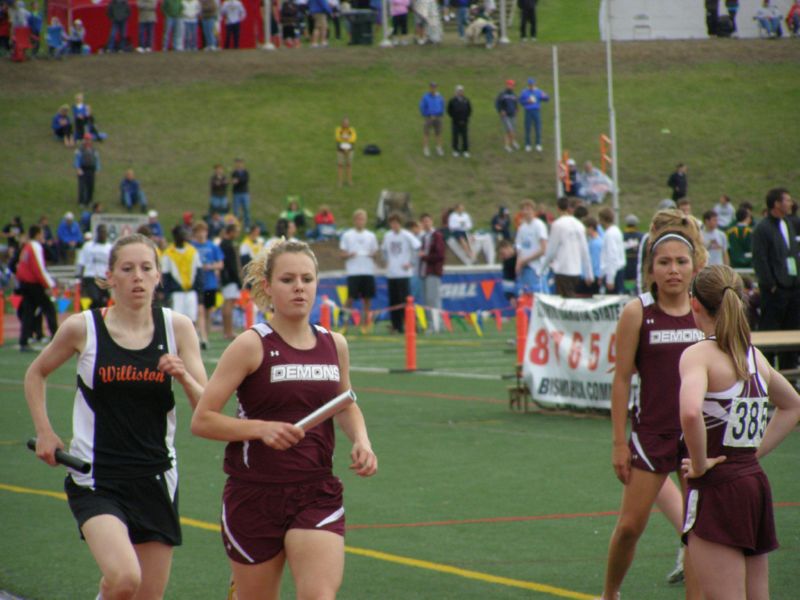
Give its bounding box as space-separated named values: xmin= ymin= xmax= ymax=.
xmin=1 ymin=482 xmax=594 ymax=599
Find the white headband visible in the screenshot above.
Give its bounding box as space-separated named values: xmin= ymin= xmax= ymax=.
xmin=652 ymin=232 xmax=694 ymax=252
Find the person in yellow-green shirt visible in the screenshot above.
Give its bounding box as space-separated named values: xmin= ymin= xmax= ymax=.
xmin=161 ymin=225 xmax=203 ymax=326
xmin=335 ymin=117 xmax=357 ymax=187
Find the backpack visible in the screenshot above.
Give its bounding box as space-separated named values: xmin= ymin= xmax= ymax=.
xmin=363 ymin=144 xmax=380 ymax=155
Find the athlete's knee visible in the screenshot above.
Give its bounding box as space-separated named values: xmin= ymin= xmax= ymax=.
xmin=101 ymin=566 xmax=142 ymax=600
xmin=614 ymin=515 xmax=648 ymax=543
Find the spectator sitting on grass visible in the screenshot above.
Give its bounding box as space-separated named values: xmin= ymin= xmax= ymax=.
xmin=45 ymin=16 xmax=66 ymax=56
xmin=280 ymin=195 xmax=313 ymax=231
xmin=308 ymin=204 xmax=337 ymax=240
xmin=120 ymin=168 xmax=148 ymax=212
xmin=65 ymin=18 xmax=86 ymax=54
xmin=576 ymin=160 xmax=614 ymax=205
xmin=464 ymin=5 xmax=496 ymax=48
xmin=51 ymin=105 xmax=75 ymax=147
xmin=447 ymin=202 xmax=474 ymax=261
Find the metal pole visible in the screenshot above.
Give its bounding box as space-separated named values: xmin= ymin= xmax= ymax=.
xmin=553 ymin=45 xmax=563 ymax=197
xmin=380 ymin=0 xmax=393 ymax=47
xmin=605 ymin=0 xmax=620 ymax=223
xmin=499 ymin=0 xmax=510 ymax=44
xmin=263 ymin=0 xmax=276 ymax=49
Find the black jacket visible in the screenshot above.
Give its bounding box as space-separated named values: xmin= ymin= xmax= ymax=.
xmin=447 ymin=96 xmax=472 ymax=123
xmin=752 ymin=214 xmax=800 ymax=291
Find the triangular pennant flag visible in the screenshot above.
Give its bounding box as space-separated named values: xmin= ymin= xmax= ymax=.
xmin=493 ymin=309 xmax=503 ymax=331
xmin=469 ymin=312 xmax=483 ymax=337
xmin=480 ymin=279 xmax=496 ymax=301
xmin=80 ymin=297 xmax=92 ymax=311
xmin=351 ymin=308 xmax=361 ymax=326
xmin=336 ymin=285 xmax=348 ymax=305
xmin=333 ymin=305 xmax=341 ymax=328
xmin=441 ymin=310 xmax=453 ymax=332
xmin=57 ymin=298 xmax=71 ymax=313
xmin=9 ymin=294 xmax=22 ymax=310
xmin=453 ymin=314 xmax=468 ymax=331
xmin=415 ymin=305 xmax=427 ymax=331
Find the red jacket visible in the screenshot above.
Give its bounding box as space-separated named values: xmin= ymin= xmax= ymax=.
xmin=16 ymin=240 xmax=55 ymax=288
xmin=787 ymin=4 xmax=800 ymax=25
xmin=420 ymin=229 xmax=445 ymax=277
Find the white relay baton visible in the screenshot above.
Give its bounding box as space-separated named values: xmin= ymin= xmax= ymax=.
xmin=294 ymin=390 xmax=357 ymax=432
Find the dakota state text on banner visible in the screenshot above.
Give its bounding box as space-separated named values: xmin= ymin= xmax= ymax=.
xmin=523 ymin=294 xmax=628 ymax=410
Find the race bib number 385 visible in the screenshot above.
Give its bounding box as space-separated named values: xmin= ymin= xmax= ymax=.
xmin=723 ymin=397 xmax=769 ymax=448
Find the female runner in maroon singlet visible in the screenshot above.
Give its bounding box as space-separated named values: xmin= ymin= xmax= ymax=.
xmin=679 ymin=265 xmax=800 ymax=600
xmin=191 ymin=239 xmax=377 ymax=600
xmin=599 ymin=211 xmax=707 ymax=600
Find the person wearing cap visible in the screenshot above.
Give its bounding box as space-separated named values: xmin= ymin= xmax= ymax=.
xmin=622 ymin=213 xmax=643 ymax=282
xmin=56 ymin=211 xmax=83 ymax=265
xmin=518 ymin=77 xmax=549 ymax=152
xmin=419 ymin=82 xmax=445 ymax=157
xmin=147 ymin=210 xmax=165 ymax=244
xmin=446 ymin=84 xmax=471 ymax=158
xmin=119 ymin=168 xmax=148 ymax=213
xmin=74 ymin=134 xmax=100 ymax=207
xmin=495 ymin=79 xmax=519 ymax=153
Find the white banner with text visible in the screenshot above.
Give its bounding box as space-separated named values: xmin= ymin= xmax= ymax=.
xmin=522 ymin=294 xmax=629 ymax=410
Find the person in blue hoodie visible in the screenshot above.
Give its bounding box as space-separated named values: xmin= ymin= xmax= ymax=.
xmin=419 ymin=81 xmax=445 ymax=157
xmin=495 ymin=79 xmax=519 ymax=152
xmin=309 ymin=0 xmax=332 ymax=47
xmin=518 ymin=77 xmax=549 ymax=152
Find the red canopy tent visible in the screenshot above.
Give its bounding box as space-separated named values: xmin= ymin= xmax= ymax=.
xmin=47 ymin=0 xmax=268 ymax=53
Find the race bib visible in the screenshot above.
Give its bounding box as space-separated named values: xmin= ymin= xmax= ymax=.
xmin=723 ymin=396 xmax=769 ymax=448
xmin=787 ymin=256 xmax=797 ymax=277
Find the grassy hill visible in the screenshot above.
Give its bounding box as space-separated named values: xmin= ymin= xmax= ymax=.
xmin=1 ymin=2 xmax=799 ymax=235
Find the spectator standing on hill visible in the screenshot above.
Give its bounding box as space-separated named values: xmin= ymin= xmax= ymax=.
xmin=517 ymin=0 xmax=536 ymax=40
xmin=162 ymin=0 xmax=184 ymax=50
xmin=209 ymin=164 xmax=230 ymax=215
xmin=191 ymin=221 xmax=224 ymax=350
xmin=599 ymin=207 xmax=626 ymax=293
xmin=727 ymin=206 xmax=753 ymax=268
xmin=419 ymin=212 xmax=445 ymax=331
xmin=447 ymin=84 xmax=471 ymax=158
xmin=725 ymin=0 xmax=739 ymax=33
xmin=340 ymin=209 xmax=379 ymax=331
xmin=751 ymin=188 xmax=800 ymax=370
xmin=51 ymin=104 xmax=75 ymax=147
xmin=105 ymin=0 xmax=130 ymax=52
xmin=74 ymin=135 xmax=100 ymax=207
xmin=280 ymin=0 xmax=300 ymax=47
xmin=137 ymin=0 xmax=157 ymax=50
xmin=57 ymin=211 xmax=83 ymax=264
xmin=622 ymin=214 xmax=643 ymax=282
xmin=390 ymin=0 xmax=410 ymax=44
xmin=120 ymin=168 xmax=148 ymax=212
xmin=495 ymin=79 xmax=519 ymax=153
xmin=76 ymin=224 xmax=112 ymax=309
xmin=381 ymin=213 xmax=421 ymax=334
xmin=16 ymin=225 xmax=57 ymax=352
xmin=199 ymin=0 xmax=218 ymax=49
xmin=452 ymin=0 xmax=468 ymax=38
xmin=218 ymin=223 xmax=241 ymax=340
xmin=27 ymin=0 xmax=42 ymax=54
xmin=419 ymin=82 xmax=445 ymax=157
xmin=702 ymin=210 xmax=729 ymax=266
xmin=308 ymin=0 xmax=330 ymax=47
xmin=182 ymin=0 xmax=201 ymax=50
xmin=221 ymin=0 xmax=246 ymax=48
xmin=541 ymin=197 xmax=593 ymax=297
xmin=518 ymin=77 xmax=549 ymax=152
xmin=713 ymin=194 xmax=735 ymax=229
xmin=230 ymin=158 xmax=250 ymax=227
xmin=666 ymin=163 xmax=688 ymax=201
xmin=705 ymin=0 xmax=718 ymax=35
xmin=335 ymin=117 xmax=357 ymax=187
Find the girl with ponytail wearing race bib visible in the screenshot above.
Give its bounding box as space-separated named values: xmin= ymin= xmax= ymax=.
xmin=679 ymin=265 xmax=800 ymax=599
xmin=599 ymin=211 xmax=707 ymax=600
xmin=191 ymin=239 xmax=377 ymax=600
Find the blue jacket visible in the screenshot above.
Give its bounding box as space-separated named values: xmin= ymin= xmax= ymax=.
xmin=309 ymin=0 xmax=331 ymax=15
xmin=519 ymin=87 xmax=549 ymax=112
xmin=495 ymin=89 xmax=517 ymax=117
xmin=419 ymin=92 xmax=444 ymax=117
xmin=120 ymin=177 xmax=142 ymax=197
xmin=57 ymin=219 xmax=82 ymax=245
xmin=51 ymin=113 xmax=71 ymax=133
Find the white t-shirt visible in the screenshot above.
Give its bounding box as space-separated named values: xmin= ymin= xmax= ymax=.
xmin=600 ymin=224 xmax=626 ymax=285
xmin=447 ymin=211 xmax=473 ymax=233
xmin=515 ymin=218 xmax=548 ymax=271
xmin=542 ymin=214 xmax=593 ymax=278
xmin=340 ymin=228 xmax=378 ymax=276
xmin=381 ymin=229 xmax=421 ymax=278
xmin=703 ymin=228 xmax=728 ymax=266
xmin=77 ymin=241 xmax=112 ymax=279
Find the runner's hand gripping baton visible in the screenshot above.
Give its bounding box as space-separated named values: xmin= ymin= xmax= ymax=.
xmin=294 ymin=390 xmax=357 ymax=432
xmin=27 ymin=438 xmax=92 ymax=474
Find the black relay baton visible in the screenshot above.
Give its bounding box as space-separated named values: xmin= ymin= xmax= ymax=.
xmin=27 ymin=438 xmax=92 ymax=474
